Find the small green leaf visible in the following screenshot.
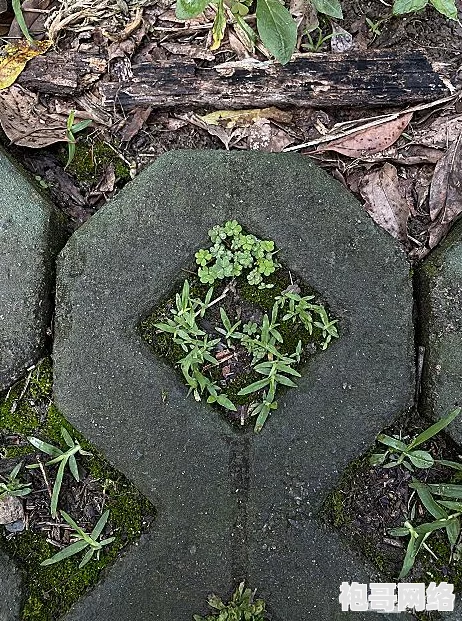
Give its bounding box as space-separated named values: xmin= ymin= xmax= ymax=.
xmin=40 ymin=540 xmax=88 ymax=566
xmin=238 ymin=378 xmax=271 ymax=395
xmin=429 ymin=0 xmax=458 ymax=18
xmin=408 ymin=450 xmax=434 ymax=469
xmin=27 ymin=437 xmax=63 ymax=457
xmin=408 ymin=408 xmax=461 ymax=450
xmin=377 ymin=434 xmax=407 ymax=451
xmin=311 ymin=0 xmax=343 ymax=18
xmin=79 ymin=548 xmax=95 ymax=568
xmin=51 ymin=460 xmax=66 ymax=518
xmin=91 ymin=510 xmax=110 ymax=540
xmin=61 ymin=427 xmax=75 ymax=449
xmin=274 ymin=374 xmax=297 ymax=387
xmin=392 ymin=0 xmax=428 ymax=14
xmin=211 ymin=0 xmax=227 ymax=50
xmin=176 ymin=0 xmax=209 ymax=19
xmin=428 ymin=483 xmax=462 ymax=498
xmin=409 ymin=480 xmax=447 ymax=519
xmin=256 ymin=0 xmax=297 ymax=65
xmin=216 ymin=394 xmax=238 ymax=411
xmin=436 ymin=459 xmax=462 ymax=471
xmin=370 ymin=453 xmax=387 ymax=466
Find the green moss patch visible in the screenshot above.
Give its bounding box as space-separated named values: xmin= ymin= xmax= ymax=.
xmin=0 ymin=359 xmax=155 ymax=621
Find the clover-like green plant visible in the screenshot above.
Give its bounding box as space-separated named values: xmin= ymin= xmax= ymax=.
xmin=27 ymin=427 xmax=92 ymax=518
xmin=40 ymin=510 xmax=115 ymax=568
xmin=0 ymin=462 xmax=32 ymax=500
xmin=370 ymin=407 xmax=461 ymax=471
xmin=193 ymin=581 xmax=267 ymax=621
xmin=196 ymin=222 xmax=279 ymax=289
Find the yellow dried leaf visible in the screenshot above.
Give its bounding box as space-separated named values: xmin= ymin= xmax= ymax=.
xmin=199 ymin=107 xmax=292 ymax=128
xmin=0 ymin=39 xmax=51 ymax=90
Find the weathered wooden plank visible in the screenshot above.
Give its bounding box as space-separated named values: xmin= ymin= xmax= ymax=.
xmin=101 ymin=51 xmax=448 ymax=109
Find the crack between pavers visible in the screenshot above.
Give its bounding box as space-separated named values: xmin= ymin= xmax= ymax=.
xmin=228 ymin=433 xmax=251 ymax=587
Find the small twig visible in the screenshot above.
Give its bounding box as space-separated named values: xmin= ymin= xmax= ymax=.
xmin=10 ymin=366 xmax=34 ymax=414
xmin=37 ymin=459 xmax=53 ymax=501
xmin=284 ymin=92 xmax=460 ymax=153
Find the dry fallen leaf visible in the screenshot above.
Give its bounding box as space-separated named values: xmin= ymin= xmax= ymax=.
xmin=318 ymin=113 xmax=413 ymax=158
xmin=359 ymin=162 xmax=410 ymax=243
xmin=0 ymin=84 xmax=74 ymax=147
xmin=247 ymin=118 xmax=294 ymax=152
xmin=413 ymin=114 xmax=462 ymax=149
xmin=428 ymin=132 xmax=462 ymax=248
xmin=199 ymin=107 xmax=292 ymax=128
xmin=120 ymin=106 xmax=152 ymax=142
xmin=0 ymin=39 xmax=51 ymax=90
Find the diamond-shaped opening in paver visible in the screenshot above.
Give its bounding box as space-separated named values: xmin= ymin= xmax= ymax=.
xmin=0 ymin=359 xmax=155 ymax=621
xmin=322 ymin=409 xmax=462 ymax=592
xmin=138 ymin=220 xmax=339 ymax=431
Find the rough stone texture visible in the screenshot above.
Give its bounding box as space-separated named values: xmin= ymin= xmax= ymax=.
xmin=0 ymin=550 xmax=22 ymax=621
xmin=0 ymin=146 xmax=64 ymax=391
xmin=54 ymin=151 xmax=414 ymax=621
xmin=418 ymin=219 xmax=462 ymax=444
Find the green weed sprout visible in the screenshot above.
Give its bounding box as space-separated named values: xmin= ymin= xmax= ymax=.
xmin=370 ymin=407 xmax=461 ymax=471
xmin=0 ymin=462 xmax=32 ymax=500
xmin=193 ymin=581 xmax=267 ymax=621
xmin=27 ymin=427 xmax=92 ymax=517
xmin=65 ymin=110 xmax=92 ymax=169
xmin=40 ymin=510 xmax=115 ymax=568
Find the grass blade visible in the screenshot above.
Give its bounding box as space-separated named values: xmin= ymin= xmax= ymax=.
xmin=237 ymin=378 xmax=270 ymax=396
xmin=408 ymin=407 xmax=461 ymax=450
xmin=40 ymin=540 xmax=88 ymax=566
xmin=27 ymin=437 xmax=62 ymax=457
xmin=91 ymin=510 xmax=110 ymax=540
xmin=12 ymin=0 xmax=34 ymax=43
xmin=51 ymin=459 xmax=66 ymax=517
xmin=68 ymin=454 xmax=79 ymax=482
xmin=409 ymin=480 xmax=447 ymax=519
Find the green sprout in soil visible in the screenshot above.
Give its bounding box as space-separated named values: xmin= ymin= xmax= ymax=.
xmin=193 ymin=582 xmax=267 ymax=621
xmin=0 ymin=358 xmax=155 ymax=621
xmin=370 ymin=407 xmax=462 ymax=579
xmin=41 ymin=510 xmax=115 ymax=569
xmin=0 ymin=462 xmax=32 ymax=499
xmin=27 ymin=427 xmax=92 ymax=518
xmin=147 ymin=221 xmax=338 ymax=432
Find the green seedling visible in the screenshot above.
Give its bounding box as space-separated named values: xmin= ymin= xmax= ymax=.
xmin=389 ymin=478 xmax=462 ymax=578
xmin=27 ymin=427 xmax=92 ymax=517
xmin=65 ymin=110 xmax=92 ymax=170
xmin=40 ymin=510 xmax=115 ymax=568
xmin=193 ymin=581 xmax=267 ymax=621
xmin=302 ymin=26 xmax=334 ymax=52
xmin=370 ymin=407 xmax=461 ymax=471
xmin=0 ymin=462 xmax=32 ymax=500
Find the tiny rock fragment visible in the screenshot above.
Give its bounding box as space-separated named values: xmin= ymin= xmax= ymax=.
xmin=0 ymin=496 xmax=24 ymax=525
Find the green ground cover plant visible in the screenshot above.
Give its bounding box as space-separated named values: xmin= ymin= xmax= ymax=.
xmin=175 ymin=0 xmax=458 ymax=65
xmin=142 ymin=221 xmax=338 ymax=432
xmin=0 ymin=358 xmax=154 ymax=621
xmin=193 ymin=582 xmax=267 ymax=620
xmin=325 ymin=407 xmax=462 ymax=586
